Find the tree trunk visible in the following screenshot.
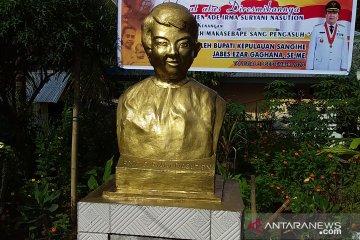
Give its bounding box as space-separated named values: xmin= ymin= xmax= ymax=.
xmin=0 ymin=151 xmax=7 ymax=216
xmin=15 ymin=72 xmax=26 ymax=112
xmin=71 ymin=42 xmax=81 ymax=235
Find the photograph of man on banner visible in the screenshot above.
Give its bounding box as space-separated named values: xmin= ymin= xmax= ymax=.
xmin=306 ymin=1 xmax=348 ymax=71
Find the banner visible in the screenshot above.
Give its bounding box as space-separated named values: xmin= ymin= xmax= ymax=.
xmin=117 ymin=0 xmax=357 ymax=75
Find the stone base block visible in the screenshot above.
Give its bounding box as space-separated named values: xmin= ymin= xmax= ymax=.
xmin=78 ymin=177 xmax=244 ymax=240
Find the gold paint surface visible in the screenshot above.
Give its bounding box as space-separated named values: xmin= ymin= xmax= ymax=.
xmin=115 ymin=154 xmax=217 ymax=199
xmin=99 ymin=176 xmax=245 ymax=211
xmin=104 ymin=3 xmax=226 ymax=206
xmin=117 ymin=77 xmax=225 ymax=160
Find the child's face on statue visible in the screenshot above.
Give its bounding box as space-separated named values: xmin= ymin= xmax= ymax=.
xmin=148 ymin=23 xmax=200 ymax=81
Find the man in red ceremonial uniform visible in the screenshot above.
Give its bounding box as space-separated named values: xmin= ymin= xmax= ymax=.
xmin=306 ymin=1 xmax=348 ymax=71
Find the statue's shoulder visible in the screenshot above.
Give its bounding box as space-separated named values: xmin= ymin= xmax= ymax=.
xmin=187 ymin=78 xmax=226 ymax=108
xmin=186 ymin=78 xmax=217 ymax=96
xmin=121 ymin=77 xmax=153 ymax=98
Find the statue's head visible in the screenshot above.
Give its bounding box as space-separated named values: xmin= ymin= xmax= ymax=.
xmin=141 ymin=3 xmax=201 ymax=81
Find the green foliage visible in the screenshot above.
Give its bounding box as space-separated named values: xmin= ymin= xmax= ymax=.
xmin=322 ymin=138 xmax=360 ymax=157
xmin=74 ymin=100 xmax=118 ymax=197
xmin=0 ymin=0 xmax=117 ymax=238
xmin=322 ymin=145 xmax=359 ymax=155
xmin=264 ymin=80 xmax=295 ymax=99
xmin=50 ymin=213 xmax=70 ymax=238
xmin=78 ymin=102 xmax=117 ymax=169
xmin=102 ymin=157 xmax=113 ymax=183
xmin=9 ymin=100 xmax=117 ymax=238
xmin=313 ymin=71 xmax=360 ymax=137
xmin=33 ymin=107 xmax=72 ymax=200
xmin=287 ymin=100 xmax=332 ymax=145
xmin=291 ymin=192 xmax=341 ymax=213
xmin=0 ymin=0 xmax=117 ymax=191
xmin=350 ymin=138 xmax=360 ymax=150
xmin=0 ymin=0 xmax=117 ymax=70
xmin=351 ymin=39 xmax=360 ymax=70
xmin=263 ymin=80 xmax=337 ymax=146
xmin=86 ymin=157 xmax=114 ymax=191
xmin=18 ymin=180 xmax=64 ymax=239
xmin=216 ymin=161 xmax=250 ymax=207
xmin=0 ymin=141 xmax=25 ymax=238
xmin=341 ymin=164 xmax=360 ymax=212
xmin=217 ymin=84 xmax=360 ymax=214
xmin=216 ymin=161 xmax=239 ymax=179
xmin=251 ymin=144 xmax=342 ymax=213
xmin=217 ymin=101 xmax=251 ymax=172
xmin=11 ymin=107 xmax=73 ymax=239
xmin=319 ymin=138 xmax=360 ymax=212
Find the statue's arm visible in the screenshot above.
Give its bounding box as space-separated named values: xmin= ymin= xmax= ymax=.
xmin=213 ymin=95 xmax=226 ymax=154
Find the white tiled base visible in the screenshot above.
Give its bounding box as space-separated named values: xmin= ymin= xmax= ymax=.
xmin=110 ymin=236 xmax=165 ymax=240
xmin=78 ymin=232 xmax=108 ymax=240
xmin=78 ymin=202 xmax=242 ymax=240
xmin=78 ymin=178 xmax=244 ymax=240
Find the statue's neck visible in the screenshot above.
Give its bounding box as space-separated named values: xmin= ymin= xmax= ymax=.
xmin=151 ymin=76 xmax=189 ymax=88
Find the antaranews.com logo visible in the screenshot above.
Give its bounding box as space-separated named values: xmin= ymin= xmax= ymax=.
xmin=264 ymin=221 xmax=342 ymax=235
xmin=245 ymin=213 xmax=359 ymax=239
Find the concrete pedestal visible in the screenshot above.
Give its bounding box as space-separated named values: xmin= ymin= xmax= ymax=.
xmin=78 ymin=177 xmax=244 ymax=240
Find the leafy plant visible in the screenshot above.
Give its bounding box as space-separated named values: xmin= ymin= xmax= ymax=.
xmin=287 ymin=100 xmax=333 ymax=146
xmin=313 ymin=72 xmax=360 ymax=137
xmin=18 ymin=180 xmax=61 ymax=239
xmin=217 ymin=101 xmax=251 ymax=173
xmin=216 ymin=161 xmax=250 ymax=207
xmin=31 ymin=106 xmax=73 ymax=209
xmin=86 ymin=157 xmax=114 ymax=191
xmin=49 ymin=213 xmax=70 ymax=239
xmin=264 ymin=80 xmax=295 ymax=100
xmin=321 ymin=138 xmax=360 ymax=158
xmin=250 ymin=143 xmax=344 ymax=213
xmin=320 ymin=138 xmax=360 ymax=212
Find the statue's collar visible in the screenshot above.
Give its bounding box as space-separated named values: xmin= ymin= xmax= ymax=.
xmin=151 ymin=77 xmax=189 ymax=89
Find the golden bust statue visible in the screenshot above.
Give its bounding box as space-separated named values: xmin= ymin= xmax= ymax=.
xmin=104 ymin=2 xmax=226 ymax=206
